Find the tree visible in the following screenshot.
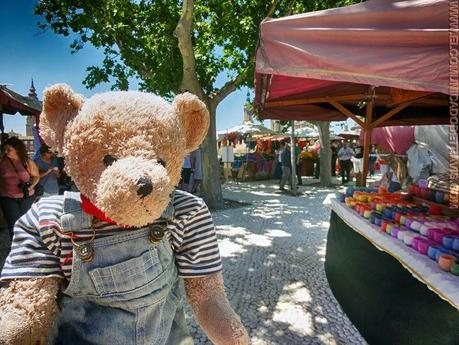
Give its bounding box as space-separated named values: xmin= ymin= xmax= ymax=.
xmin=36 ymin=0 xmax=359 ymax=209
xmin=316 ymin=121 xmax=332 ymax=187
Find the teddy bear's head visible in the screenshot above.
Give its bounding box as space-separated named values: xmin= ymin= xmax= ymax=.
xmin=39 ymin=84 xmax=209 ymax=227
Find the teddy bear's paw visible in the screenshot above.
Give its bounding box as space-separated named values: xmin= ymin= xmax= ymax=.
xmin=0 ymin=310 xmax=33 ymax=345
xmin=0 ymin=279 xmax=60 ymax=345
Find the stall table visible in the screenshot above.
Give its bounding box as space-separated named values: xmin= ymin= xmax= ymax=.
xmin=325 ymin=199 xmax=459 ymax=345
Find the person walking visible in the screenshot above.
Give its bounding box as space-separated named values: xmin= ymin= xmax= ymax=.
xmin=279 ymin=143 xmax=292 ymax=190
xmin=179 ymin=153 xmax=192 ymax=191
xmin=0 ymin=137 xmax=40 ymax=238
xmin=331 ymin=144 xmax=337 ymax=177
xmin=34 ymin=145 xmax=60 ymax=196
xmin=295 ymin=143 xmax=303 ymax=185
xmin=190 ymin=147 xmax=202 ymax=195
xmin=369 ymin=144 xmax=379 ymax=176
xmin=275 ymin=142 xmax=285 ymax=182
xmin=338 ymin=142 xmax=354 ymax=185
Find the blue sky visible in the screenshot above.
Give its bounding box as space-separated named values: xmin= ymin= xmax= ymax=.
xmin=0 ymin=0 xmax=265 ymax=135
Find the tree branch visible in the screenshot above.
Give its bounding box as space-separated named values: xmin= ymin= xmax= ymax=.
xmin=266 ymin=0 xmax=282 ymax=17
xmin=212 ymin=72 xmax=247 ymax=105
xmin=212 ymin=0 xmax=283 ymax=106
xmin=174 ymin=0 xmax=205 ymax=99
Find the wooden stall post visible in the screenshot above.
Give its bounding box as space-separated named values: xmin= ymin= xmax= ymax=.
xmin=361 ymin=100 xmax=373 ymax=186
xmin=290 ymin=121 xmax=297 ymax=193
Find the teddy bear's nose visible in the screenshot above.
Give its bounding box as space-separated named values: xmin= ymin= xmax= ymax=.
xmin=137 ymin=177 xmax=153 ymax=198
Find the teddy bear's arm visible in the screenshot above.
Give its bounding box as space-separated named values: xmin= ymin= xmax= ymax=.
xmin=184 ymin=272 xmax=249 ymax=345
xmin=0 ymin=278 xmax=60 ymax=345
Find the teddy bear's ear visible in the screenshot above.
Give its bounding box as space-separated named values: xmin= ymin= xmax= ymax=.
xmin=40 ymin=84 xmax=84 ymax=154
xmin=173 ymin=92 xmax=209 ymax=152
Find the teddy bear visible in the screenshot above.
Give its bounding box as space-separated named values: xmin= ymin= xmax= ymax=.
xmin=0 ymin=84 xmax=249 ymax=345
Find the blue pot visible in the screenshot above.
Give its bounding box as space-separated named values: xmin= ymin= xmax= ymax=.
xmin=435 ymin=248 xmax=457 ymax=262
xmin=427 ymin=246 xmax=442 ymax=261
xmin=435 ymin=191 xmax=445 ymax=204
xmin=443 ymin=235 xmax=459 ymax=250
xmin=346 ymin=187 xmax=354 ymax=197
xmin=383 ymin=207 xmax=395 ymax=219
xmin=336 ymin=192 xmax=346 ymax=202
xmin=453 ymin=237 xmax=459 ymax=252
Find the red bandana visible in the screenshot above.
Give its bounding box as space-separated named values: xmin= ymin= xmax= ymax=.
xmin=80 ymin=194 xmax=117 ymax=224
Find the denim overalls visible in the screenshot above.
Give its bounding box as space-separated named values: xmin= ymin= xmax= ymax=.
xmin=48 ymin=192 xmax=193 ymax=345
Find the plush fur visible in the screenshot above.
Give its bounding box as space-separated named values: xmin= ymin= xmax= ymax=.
xmin=0 ymin=84 xmax=248 ymax=344
xmin=0 ymin=278 xmax=60 ymax=345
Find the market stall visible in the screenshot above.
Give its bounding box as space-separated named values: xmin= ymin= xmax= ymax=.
xmin=327 ymin=187 xmax=459 ymax=344
xmin=254 ymin=0 xmax=456 ymax=343
xmin=217 ymin=121 xmax=277 ymax=181
xmin=327 ymin=196 xmax=459 ymax=345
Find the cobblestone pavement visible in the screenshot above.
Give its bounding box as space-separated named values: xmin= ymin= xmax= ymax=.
xmin=186 ymin=179 xmax=367 ymax=345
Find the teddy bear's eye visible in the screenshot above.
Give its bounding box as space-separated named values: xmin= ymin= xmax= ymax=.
xmin=103 ymin=155 xmax=117 ymax=167
xmin=157 ymin=159 xmax=166 ymax=167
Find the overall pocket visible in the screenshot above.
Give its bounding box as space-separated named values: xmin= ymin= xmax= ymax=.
xmin=89 ymin=248 xmax=164 ymax=296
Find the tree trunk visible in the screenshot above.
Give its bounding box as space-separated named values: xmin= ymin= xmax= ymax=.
xmin=201 ymin=101 xmax=224 ymax=209
xmin=317 ymin=121 xmax=332 ymax=187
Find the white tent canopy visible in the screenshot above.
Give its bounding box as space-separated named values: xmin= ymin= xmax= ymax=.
xmin=217 ymin=121 xmax=276 ymax=140
xmin=293 ymin=127 xmax=319 ymax=138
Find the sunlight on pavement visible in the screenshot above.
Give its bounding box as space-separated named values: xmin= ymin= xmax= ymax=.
xmin=265 ymin=229 xmax=291 ymax=238
xmin=273 ymin=282 xmax=313 ymax=337
xmin=218 ymin=238 xmax=247 ymax=257
xmin=216 ymin=226 xmax=248 ymax=237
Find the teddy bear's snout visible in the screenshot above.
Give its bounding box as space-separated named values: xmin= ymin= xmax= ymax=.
xmin=137 ymin=177 xmax=153 ymax=198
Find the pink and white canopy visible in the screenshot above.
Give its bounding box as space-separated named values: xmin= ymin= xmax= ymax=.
xmin=255 ymin=0 xmax=450 ymax=123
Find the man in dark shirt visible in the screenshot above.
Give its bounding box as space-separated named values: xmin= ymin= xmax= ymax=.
xmin=279 ymin=143 xmax=291 ymax=190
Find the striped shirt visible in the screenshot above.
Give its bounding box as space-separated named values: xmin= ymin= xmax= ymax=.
xmin=1 ymin=190 xmax=222 ymax=280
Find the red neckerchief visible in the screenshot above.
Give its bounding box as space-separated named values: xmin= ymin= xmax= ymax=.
xmin=80 ymin=194 xmax=117 ymax=224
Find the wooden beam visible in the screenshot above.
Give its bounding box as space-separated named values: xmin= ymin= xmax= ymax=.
xmin=389 ymin=88 xmax=432 ymax=106
xmin=361 ymin=101 xmax=373 ymax=187
xmin=406 ymin=98 xmax=449 ymax=106
xmin=266 ymin=94 xmax=366 ymax=108
xmin=388 ymin=95 xmax=448 ymax=107
xmin=370 ymin=102 xmax=411 ymax=128
xmin=327 ymin=97 xmax=365 ymax=128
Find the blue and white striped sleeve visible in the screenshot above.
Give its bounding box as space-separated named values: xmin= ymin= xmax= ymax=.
xmin=1 ymin=203 xmax=63 ymax=280
xmin=174 ymin=199 xmax=222 ymax=278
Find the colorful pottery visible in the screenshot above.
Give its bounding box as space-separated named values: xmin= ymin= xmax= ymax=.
xmin=427 ymin=246 xmax=442 ymax=260
xmin=400 ymin=215 xmax=407 ymax=225
xmin=420 ymin=188 xmax=429 ymax=199
xmin=429 ymin=205 xmax=442 ymax=216
xmin=433 ymin=229 xmax=452 ymax=244
xmin=439 ymin=254 xmax=456 ymax=271
xmin=417 ymin=240 xmax=435 ymax=255
xmin=450 ymin=260 xmax=459 ymax=276
xmin=363 ymin=209 xmax=372 ymax=219
xmin=453 ymin=237 xmax=459 ymax=251
xmin=426 ymin=188 xmax=436 ymax=201
xmin=376 ymin=203 xmax=385 ymax=212
xmin=403 ymin=232 xmax=417 ymax=246
xmin=390 ymin=227 xmax=400 ymax=238
xmin=405 ymin=218 xmax=414 ymax=229
xmin=443 ymin=235 xmax=459 ymax=249
xmin=435 ymin=248 xmax=457 ymax=262
xmin=386 ymin=223 xmax=394 ymax=234
xmin=435 ymin=191 xmax=445 ymax=204
xmin=409 ymin=220 xmax=423 ymax=231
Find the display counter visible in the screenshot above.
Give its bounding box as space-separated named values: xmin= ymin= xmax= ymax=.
xmin=325 ymin=199 xmax=459 ymax=345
